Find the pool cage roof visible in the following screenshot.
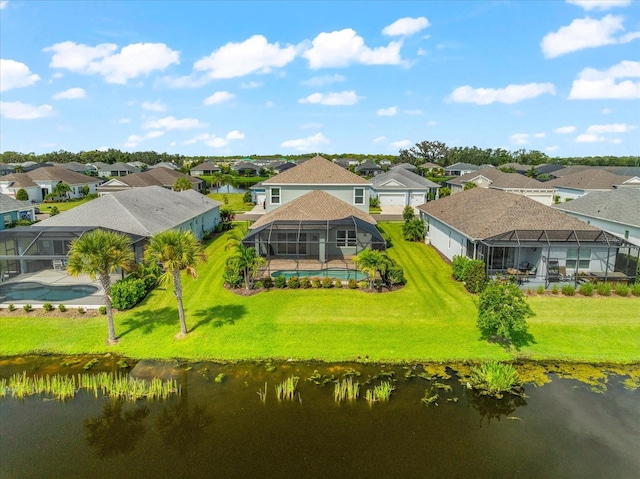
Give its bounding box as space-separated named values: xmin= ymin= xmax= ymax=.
xmin=242 ymin=217 xmax=386 ymax=249
xmin=480 ymin=229 xmax=637 ymax=249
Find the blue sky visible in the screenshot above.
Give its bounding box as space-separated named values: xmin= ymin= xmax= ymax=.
xmin=1 ymin=0 xmax=639 ymax=158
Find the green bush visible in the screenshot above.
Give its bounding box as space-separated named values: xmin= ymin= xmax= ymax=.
xmin=8 ymin=304 xmax=16 ymax=312
xmin=262 ymin=276 xmax=273 ymax=288
xmin=287 ymin=276 xmax=300 ymax=289
xmin=43 ymin=302 xmax=54 ymax=312
xmin=631 ymin=283 xmax=640 ymax=296
xmin=58 ymin=304 xmax=67 ymax=312
xmin=596 ymin=282 xmax=611 ymax=296
xmin=578 ymin=282 xmax=595 ymax=296
xmin=358 ymin=280 xmax=368 ymax=289
xmin=551 ymin=284 xmax=559 ymax=295
xmin=386 ymin=265 xmax=406 ymax=286
xmin=477 ymin=281 xmax=533 ymax=343
xmin=614 ymin=283 xmax=630 ymax=297
xmin=402 ymin=218 xmax=425 ymax=242
xmin=23 ymin=304 xmax=33 ymax=312
xmin=243 ymin=190 xmax=253 ymax=204
xmin=99 ymin=306 xmax=107 ymax=315
xmin=452 ymin=256 xmax=471 ymax=281
xmin=369 ymin=197 xmax=380 ymax=208
xmin=335 ymin=279 xmax=343 ymax=289
xmin=469 ymin=361 xmax=522 ymax=399
xmin=322 ymin=276 xmax=333 ymax=288
xmin=561 ymin=284 xmax=575 ymax=296
xmin=111 ymin=277 xmax=147 ymax=310
xmin=50 ymin=206 xmax=60 ymax=216
xmin=77 ymin=307 xmax=86 ymax=315
xmin=274 ymin=276 xmax=287 ymax=288
xmin=465 ymin=260 xmax=487 ymax=294
xmin=222 ymin=258 xmax=242 ymax=288
xmin=300 ymin=277 xmax=311 ymax=289
xmin=16 ymin=188 xmax=29 ymax=201
xmin=402 ymin=205 xmax=415 ymax=222
xmin=348 ymin=278 xmax=357 ymax=289
xmin=536 ymin=285 xmax=545 ymax=295
xmin=312 ymin=277 xmax=322 ymax=288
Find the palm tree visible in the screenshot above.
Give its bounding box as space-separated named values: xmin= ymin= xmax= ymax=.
xmin=402 ymin=218 xmax=426 ymax=242
xmin=52 ymin=181 xmax=71 ymax=199
xmin=353 ymin=248 xmax=384 ymax=288
xmin=231 ymin=244 xmax=266 ymax=290
xmin=173 ymin=177 xmax=192 ymax=191
xmin=145 ymin=230 xmax=206 ymax=337
xmin=67 ymin=229 xmax=134 ymax=345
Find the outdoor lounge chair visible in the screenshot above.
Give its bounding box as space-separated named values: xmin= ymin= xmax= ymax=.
xmin=558 ymin=266 xmax=570 ymax=282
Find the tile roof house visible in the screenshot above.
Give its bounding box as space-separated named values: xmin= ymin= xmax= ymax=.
xmin=446 ymin=168 xmax=556 ymax=205
xmin=97 ymin=168 xmax=204 ymax=194
xmin=417 ymin=188 xmax=637 ymax=284
xmin=544 ymin=169 xmax=640 ymax=201
xmin=0 ymin=166 xmax=103 ymax=202
xmin=371 ymin=168 xmax=440 ymax=207
xmin=553 ymin=188 xmax=640 ymax=247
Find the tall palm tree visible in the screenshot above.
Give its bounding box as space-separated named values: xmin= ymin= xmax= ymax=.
xmin=67 ymin=229 xmax=134 ymax=345
xmin=145 ymin=230 xmax=206 ymax=337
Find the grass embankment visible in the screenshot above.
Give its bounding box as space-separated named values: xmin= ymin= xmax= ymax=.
xmin=1 ymin=223 xmax=639 ymax=363
xmin=207 ymin=193 xmax=254 ymax=212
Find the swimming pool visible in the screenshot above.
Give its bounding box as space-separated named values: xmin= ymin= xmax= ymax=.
xmin=0 ymin=282 xmax=99 ymax=302
xmin=271 ymin=268 xmax=368 ymax=281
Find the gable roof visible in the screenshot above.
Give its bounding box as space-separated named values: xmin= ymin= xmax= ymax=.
xmin=391 ymin=163 xmax=417 ymax=171
xmin=545 ymin=169 xmax=634 ymax=190
xmin=549 ymin=165 xmax=593 ymax=178
xmin=116 ymin=168 xmax=202 ymax=188
xmin=553 ymin=188 xmax=640 ymax=227
xmin=372 ymin=168 xmax=440 ymax=189
xmin=0 ymin=167 xmax=102 ymax=186
xmin=417 ymin=188 xmax=597 ymax=240
xmin=445 ymin=162 xmax=479 ymax=171
xmin=447 ymin=168 xmax=551 ymax=189
xmin=92 ymin=162 xmax=140 ymax=173
xmin=263 ymin=156 xmax=370 ymax=185
xmin=0 ymin=193 xmax=33 ymax=213
xmin=534 ymin=163 xmax=565 ymax=175
xmin=250 ymin=190 xmax=376 ymax=230
xmin=356 ymin=162 xmax=382 ymax=171
xmin=37 ymin=186 xmax=221 ymax=237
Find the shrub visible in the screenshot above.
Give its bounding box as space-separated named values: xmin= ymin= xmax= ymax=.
xmin=387 ymin=265 xmax=406 ymax=286
xmin=111 ymin=277 xmax=147 ymax=310
xmin=452 ymin=256 xmax=471 ymax=281
xmin=58 ymin=304 xmax=67 ymax=312
xmin=262 ymin=276 xmax=273 ymax=288
xmin=50 ymin=206 xmax=60 ymax=216
xmin=322 ymin=276 xmax=333 ymax=288
xmin=287 ymin=276 xmax=300 ymax=289
xmin=16 ymin=188 xmax=29 ymax=201
xmin=596 ymin=282 xmax=611 ymax=297
xmin=23 ymin=304 xmax=33 ymax=312
xmin=614 ymin=283 xmax=630 ymax=297
xmin=561 ymin=284 xmax=575 ymax=296
xmin=631 ymin=283 xmax=640 ymax=297
xmin=465 ymin=260 xmax=487 ymax=294
xmin=402 ymin=205 xmax=415 ymax=222
xmin=469 ymin=361 xmax=523 ymax=399
xmin=369 ymin=197 xmax=380 ymax=208
xmin=77 ymin=307 xmax=86 ymax=315
xmin=477 ymin=281 xmax=533 ymax=344
xmin=300 ymin=277 xmax=311 ymax=289
xmin=551 ymin=284 xmax=559 ymax=295
xmin=358 ymin=280 xmax=368 ymax=289
xmin=578 ymin=282 xmax=595 ymax=296
xmin=312 ymin=277 xmax=322 ymax=288
xmin=254 ymin=280 xmax=264 ymax=289
xmin=274 ymin=275 xmax=287 ymax=288
xmin=335 ymin=279 xmax=343 ymax=289
xmin=43 ymin=302 xmax=54 ymax=312
xmin=348 ymin=278 xmax=358 ymax=289
xmin=536 ymin=285 xmax=545 ymax=295
xmin=243 ymin=190 xmax=253 ymax=204
xmin=222 ymin=258 xmax=242 ymax=288
xmin=402 ymin=218 xmax=425 ymax=242
xmin=99 ymin=306 xmax=107 ymax=315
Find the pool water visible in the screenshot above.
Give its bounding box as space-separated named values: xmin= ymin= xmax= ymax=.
xmin=0 ymin=281 xmax=99 ymax=302
xmin=271 ymin=268 xmax=368 ymax=281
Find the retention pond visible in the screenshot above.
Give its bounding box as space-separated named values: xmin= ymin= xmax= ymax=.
xmin=1 ymin=356 xmax=639 ymax=478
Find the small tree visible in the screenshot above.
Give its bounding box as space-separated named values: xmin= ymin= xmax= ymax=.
xmin=438 ymin=187 xmax=451 ymax=198
xmin=353 ymin=248 xmax=389 ymax=289
xmin=50 ymin=206 xmax=60 ymax=216
xmin=243 ymin=190 xmax=253 ymax=204
xmin=173 ymin=177 xmax=192 ymax=191
xmin=230 ymin=244 xmax=266 ymax=290
xmin=477 ymin=281 xmax=534 ymax=344
xmin=402 ymin=218 xmax=425 ymax=242
xmin=52 ymin=182 xmax=71 ymax=199
xmin=463 ymin=182 xmax=478 ymax=190
xmin=402 ymin=205 xmax=415 ymax=222
xmin=16 ymin=188 xmax=29 ymax=201
xmin=82 ymin=184 xmax=90 ymax=197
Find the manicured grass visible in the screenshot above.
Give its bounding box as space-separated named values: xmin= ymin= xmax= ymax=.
xmin=208 ymin=193 xmax=254 ymax=212
xmin=38 ymin=197 xmax=95 ymax=213
xmin=1 ymin=223 xmax=639 ymax=363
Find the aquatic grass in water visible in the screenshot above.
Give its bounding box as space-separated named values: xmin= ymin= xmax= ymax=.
xmin=365 ymin=381 xmax=395 ymax=406
xmin=275 ymin=376 xmax=299 ymax=401
xmin=469 ymin=361 xmax=523 ymax=399
xmin=257 ymin=382 xmax=268 ymax=403
xmin=334 ymin=377 xmax=360 ymax=402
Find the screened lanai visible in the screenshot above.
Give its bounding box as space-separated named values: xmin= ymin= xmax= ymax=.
xmin=478 ymin=229 xmax=639 ymax=286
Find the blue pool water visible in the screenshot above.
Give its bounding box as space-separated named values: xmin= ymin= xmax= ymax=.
xmin=271 ymin=268 xmax=368 ymax=281
xmin=0 ymin=282 xmax=99 ymax=302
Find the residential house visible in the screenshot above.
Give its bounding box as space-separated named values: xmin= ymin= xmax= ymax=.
xmin=148 ymin=162 xmax=180 ymax=171
xmin=273 ymin=161 xmax=297 ymax=174
xmin=545 ymin=169 xmax=640 ymax=202
xmin=446 ymin=168 xmax=556 ymax=205
xmin=371 ymin=168 xmax=439 ymax=206
xmin=261 ymin=156 xmax=371 ymax=213
xmin=417 ymin=188 xmax=638 ymax=285
xmin=232 ymin=161 xmax=261 ymax=176
xmin=392 ymin=163 xmax=418 ymax=173
xmin=190 ymin=161 xmax=221 ymax=176
xmin=0 ymin=163 xmax=16 ymax=176
xmin=355 ymin=162 xmax=383 ymax=177
xmin=0 ymin=167 xmax=102 ymax=202
xmin=91 ymin=161 xmax=141 ymax=178
xmin=553 ymin=188 xmax=640 ymax=247
xmin=444 ymin=162 xmax=480 ymax=176
xmin=499 ymin=163 xmax=531 ymax=175
xmin=97 ymin=168 xmax=204 ymax=194
xmin=1 ymin=194 xmax=36 ymax=230
xmin=60 ymin=161 xmax=97 ymax=175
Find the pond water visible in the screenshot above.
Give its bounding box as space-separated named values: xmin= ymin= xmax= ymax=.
xmin=1 ymin=356 xmax=639 ymax=479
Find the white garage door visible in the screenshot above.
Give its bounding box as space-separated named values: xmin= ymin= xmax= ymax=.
xmin=410 ymin=193 xmax=425 ymax=206
xmin=255 ymin=193 xmax=266 ymax=205
xmin=379 ymin=193 xmax=406 ymax=206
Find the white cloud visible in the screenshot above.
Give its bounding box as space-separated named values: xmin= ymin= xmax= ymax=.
xmin=194 ymin=35 xmax=297 ymax=79
xmin=300 ymin=74 xmax=346 ymax=87
xmin=124 ymin=130 xmax=165 ymax=148
xmin=0 ymin=101 xmax=55 ymax=120
xmin=0 ymin=59 xmax=41 ymax=92
xmin=43 ymin=41 xmax=179 ymax=84
xmin=241 ymin=81 xmax=262 ymax=89
xmin=158 ymin=74 xmax=209 ymax=89
xmin=204 ymin=91 xmax=235 ymax=105
xmin=281 ymin=132 xmax=329 ymax=151
xmin=298 ymin=90 xmax=361 ymax=106
xmin=143 ymin=116 xmax=207 ymax=130
xmin=265 ymin=100 xmax=275 ymax=108
xmin=575 ymin=133 xmax=606 ymax=142
xmin=541 ymin=15 xmax=640 ymax=58
xmin=225 ymin=130 xmax=245 ymax=140
xmin=417 ymin=48 xmax=428 ymax=56
xmin=118 ymin=118 xmax=131 ymax=124
xmin=586 ymin=123 xmax=635 ymax=133
xmin=510 ymin=133 xmax=530 ymax=145
xmin=427 ymin=120 xmax=438 ymax=126
xmin=554 ymin=126 xmax=577 ymax=134
xmin=567 ymin=0 xmax=632 ymax=11
xmin=601 ymin=107 xmax=613 ymax=114
xmin=52 ymin=87 xmax=86 ymax=100
xmin=611 ymin=138 xmax=622 ymax=144
xmin=373 ymin=136 xmax=387 ymax=143
xmin=97 ymin=146 xmax=109 ymax=152
xmin=569 ymin=60 xmax=640 ymax=99
xmin=301 ymin=122 xmax=323 ymax=130
xmin=533 ymin=132 xmax=546 ymax=138
xmin=377 ymin=106 xmax=397 ymax=116
xmin=403 ymin=109 xmax=423 ymax=115
xmin=449 ymin=82 xmax=556 ymax=104
xmin=302 ymin=29 xmax=403 ymax=69
xmin=141 ymin=100 xmax=166 ymax=112
xmin=0 ymin=1 xmax=8 ymax=9
xmin=546 ymin=145 xmax=560 ymax=152
xmin=391 ymin=140 xmax=412 ymax=148
xmin=382 ymin=17 xmax=430 ymax=36
xmin=206 ymin=137 xmax=228 ymax=148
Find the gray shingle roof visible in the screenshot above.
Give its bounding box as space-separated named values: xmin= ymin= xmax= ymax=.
xmin=417 ymin=188 xmax=597 ymax=240
xmin=116 ymin=169 xmax=202 ymax=188
xmin=263 ymin=156 xmax=370 ymax=185
xmin=372 ymin=168 xmax=440 ymax=189
xmin=447 ymin=168 xmax=551 ymax=189
xmin=553 ymin=188 xmax=640 ymax=227
xmin=0 ymin=167 xmax=102 ymax=186
xmin=545 ymin=169 xmax=633 ymax=190
xmin=250 ymin=190 xmax=376 ymax=230
xmin=0 ymin=193 xmax=33 ymax=213
xmin=38 ymin=186 xmax=221 ymax=237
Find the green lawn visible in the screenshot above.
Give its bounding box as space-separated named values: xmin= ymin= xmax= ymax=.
xmin=38 ymin=197 xmax=95 ymax=213
xmin=208 ymin=193 xmax=254 ymax=212
xmin=1 ymin=223 xmax=639 ymax=363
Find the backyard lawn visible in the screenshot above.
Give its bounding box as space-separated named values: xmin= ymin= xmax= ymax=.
xmin=1 ymin=223 xmax=639 ymax=363
xmin=208 ymin=193 xmax=254 ymax=212
xmin=38 ymin=197 xmax=96 ymax=213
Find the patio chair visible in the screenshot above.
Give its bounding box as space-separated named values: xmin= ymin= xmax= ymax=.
xmin=558 ymin=266 xmax=570 ymax=282
xmin=52 ymin=260 xmax=64 ymax=271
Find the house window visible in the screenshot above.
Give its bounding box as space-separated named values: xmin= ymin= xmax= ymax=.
xmin=354 ymin=187 xmax=365 ymax=205
xmin=276 ymin=232 xmax=307 ymax=255
xmin=625 ymin=230 xmax=630 ymax=240
xmin=566 ymin=248 xmax=591 ymax=270
xmin=270 ymin=187 xmax=281 ymax=205
xmin=337 ymin=230 xmax=357 ymax=247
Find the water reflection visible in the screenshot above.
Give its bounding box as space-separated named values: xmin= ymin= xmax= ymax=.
xmin=84 ymin=400 xmax=149 ymax=458
xmin=466 ymin=389 xmax=528 ymax=425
